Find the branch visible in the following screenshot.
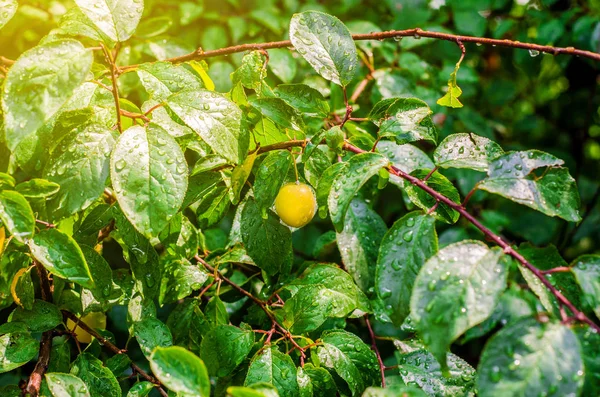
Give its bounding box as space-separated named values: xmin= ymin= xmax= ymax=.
xmin=61 ymin=311 xmax=169 ymax=397
xmin=119 ymin=28 xmax=600 ymax=73
xmin=25 ymin=261 xmax=53 ymax=397
xmin=365 ymin=317 xmax=386 ymax=388
xmin=100 ymin=43 xmax=123 ymax=133
xmin=194 ymin=255 xmax=307 ymax=363
xmin=341 ymin=142 xmax=600 ymax=333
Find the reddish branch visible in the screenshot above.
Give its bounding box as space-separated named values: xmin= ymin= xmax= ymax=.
xmin=365 ymin=317 xmax=386 ymax=388
xmin=250 ymin=139 xmax=600 ymax=333
xmin=194 ymin=255 xmax=307 ymax=364
xmin=61 ymin=311 xmax=169 ymax=397
xmin=100 ymin=43 xmax=123 ymax=133
xmin=118 ymin=28 xmax=600 ymax=73
xmin=25 ymin=262 xmax=53 ymax=397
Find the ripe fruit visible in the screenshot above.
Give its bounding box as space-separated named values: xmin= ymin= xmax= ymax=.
xmin=274 ymin=182 xmax=317 ymax=228
xmin=66 ymin=312 xmax=107 ymax=344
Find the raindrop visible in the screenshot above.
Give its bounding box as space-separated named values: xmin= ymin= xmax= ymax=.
xmin=528 ymin=49 xmax=540 ymax=57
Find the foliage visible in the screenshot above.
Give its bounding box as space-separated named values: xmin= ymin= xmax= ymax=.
xmin=0 ymin=1 xmax=599 ymax=396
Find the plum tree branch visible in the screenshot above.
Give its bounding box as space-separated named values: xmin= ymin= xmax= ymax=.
xmin=61 ymin=311 xmax=169 ymax=397
xmin=118 ymin=27 xmax=600 ymax=73
xmin=249 ymin=138 xmax=600 ymax=333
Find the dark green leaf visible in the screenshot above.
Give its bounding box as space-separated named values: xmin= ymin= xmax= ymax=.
xmin=376 ymin=212 xmax=437 ymax=326
xmin=368 ymin=98 xmax=437 ymax=145
xmin=0 ymin=190 xmax=35 ymax=242
xmin=231 ymin=150 xmax=258 ymax=205
xmin=134 ymin=317 xmax=173 ymax=359
xmin=241 ymin=199 xmax=292 ymax=276
xmin=571 ymin=255 xmax=600 ymax=319
xmin=302 ymin=364 xmax=336 ymax=396
xmin=70 ymin=352 xmax=121 ymax=397
xmin=411 ymin=241 xmax=507 ymax=370
xmin=245 ymin=347 xmax=299 ymax=397
xmin=476 ymin=318 xmax=584 ymax=397
xmin=250 ymin=97 xmax=305 ymax=134
xmin=2 ymin=39 xmax=93 ymax=150
xmin=29 ymin=228 xmax=94 ymax=289
xmin=11 ymin=300 xmax=62 ymax=332
xmin=254 ymin=151 xmax=292 ymax=214
xmin=574 ymin=325 xmax=600 ymax=396
xmin=479 ymin=150 xmax=581 ymax=222
xmin=404 ymin=169 xmax=461 ymax=224
xmin=328 ymin=152 xmax=389 ymax=232
xmin=200 ymin=324 xmax=254 ymax=377
xmin=434 ymin=133 xmax=504 ymax=172
xmin=0 ymin=329 xmax=38 ymax=373
xmin=150 ymin=346 xmax=210 ymax=397
xmin=337 ymin=198 xmax=387 ymax=293
xmin=394 ymin=339 xmax=475 ymax=396
xmin=315 ymin=330 xmax=379 ymax=396
xmin=126 ymin=381 xmax=155 ymax=397
xmin=111 ymin=124 xmax=188 ymax=239
xmin=289 ymin=11 xmax=358 ymax=86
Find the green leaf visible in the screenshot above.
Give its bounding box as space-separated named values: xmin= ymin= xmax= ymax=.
xmin=134 ymin=317 xmax=173 ymax=359
xmin=476 ymin=317 xmax=584 ymax=396
xmin=46 ymin=373 xmax=91 ymax=397
xmin=269 ymin=49 xmax=297 ymax=83
xmin=166 ymin=89 xmax=245 ymax=164
xmin=71 ymin=352 xmax=121 ymax=397
xmin=15 ymin=179 xmax=60 ymax=198
xmin=126 ymin=382 xmax=155 ymax=397
xmin=289 ymin=11 xmax=358 ymax=86
xmin=200 ymin=324 xmax=254 ymax=377
xmin=574 ymin=325 xmax=600 ymax=396
xmin=411 ymin=241 xmax=507 ymax=370
xmin=337 ymin=198 xmax=387 ymax=293
xmin=328 ymin=152 xmax=389 ymax=232
xmin=0 ymin=330 xmax=38 ymax=373
xmin=150 ymin=346 xmax=210 ymax=397
xmin=45 ymin=124 xmax=116 ymax=220
xmin=368 ymin=98 xmax=437 ymax=145
xmin=394 ymin=340 xmax=475 ymax=396
xmin=404 ymin=169 xmax=461 ymax=224
xmin=245 ymin=347 xmax=299 ymax=397
xmin=376 ymin=212 xmax=437 ymax=326
xmin=479 ymin=150 xmax=581 ymax=222
xmin=205 ymin=295 xmax=230 ymax=327
xmin=278 ymin=285 xmax=340 ymax=333
xmin=316 ymin=162 xmax=347 ymax=219
xmin=159 ymin=259 xmax=208 ymax=306
xmin=80 ymin=245 xmax=121 ymax=311
xmin=315 ymin=330 xmax=379 ymax=396
xmin=250 ymin=97 xmax=305 ymax=133
xmin=137 ymin=62 xmax=204 ymax=102
xmin=111 ymin=124 xmax=188 ymax=239
xmin=29 ymin=228 xmax=94 ymax=289
xmin=571 ymin=255 xmax=600 ymax=319
xmin=232 ymin=51 xmax=266 ymax=90
xmin=241 ymin=199 xmax=292 ymax=276
xmin=11 ymin=300 xmax=62 ymax=332
xmin=0 ymin=190 xmax=35 ymax=242
xmin=302 ymin=364 xmax=336 ymax=396
xmin=0 ymin=0 xmax=17 ymax=30
xmin=254 ymin=151 xmax=292 ymax=214
xmin=437 ymin=71 xmax=463 ymax=108
xmin=377 ymin=141 xmax=434 ymax=174
xmin=363 ymin=386 xmax=427 ymax=397
xmin=434 ymin=133 xmax=505 ymax=172
xmin=273 ymin=84 xmax=330 ymax=117
xmin=74 ymin=0 xmax=143 ymax=42
xmin=2 ymin=39 xmax=93 ymax=151
xmin=228 ymin=384 xmax=279 ymax=397
xmin=231 ymin=150 xmax=258 ymax=205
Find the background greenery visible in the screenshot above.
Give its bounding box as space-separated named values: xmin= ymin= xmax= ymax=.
xmin=0 ymin=0 xmax=599 ymax=396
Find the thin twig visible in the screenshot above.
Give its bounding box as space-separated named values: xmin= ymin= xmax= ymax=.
xmin=100 ymin=43 xmax=122 ymax=133
xmin=365 ymin=317 xmax=386 ymax=388
xmin=61 ymin=311 xmax=169 ymax=397
xmin=542 ymin=266 xmax=572 ymax=275
xmin=25 ymin=261 xmax=53 ymax=397
xmin=35 ymin=219 xmax=56 ymax=228
xmin=118 ymin=28 xmax=600 ymax=73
